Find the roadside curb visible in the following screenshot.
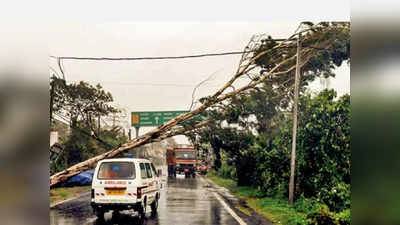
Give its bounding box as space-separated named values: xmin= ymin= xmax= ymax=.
xmin=50 ymin=191 xmax=90 ymax=209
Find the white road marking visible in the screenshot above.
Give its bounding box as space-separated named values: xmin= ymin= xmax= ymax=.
xmin=198 ymin=176 xmax=247 ymax=225
xmin=212 ymin=192 xmax=247 ymax=225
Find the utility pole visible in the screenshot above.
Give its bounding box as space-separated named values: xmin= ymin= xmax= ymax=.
xmin=135 ymin=126 xmax=140 ymax=138
xmin=289 ymin=34 xmax=302 ymax=205
xmin=135 ymin=126 xmax=140 ymax=158
xmin=50 ymin=76 xmax=54 ymax=125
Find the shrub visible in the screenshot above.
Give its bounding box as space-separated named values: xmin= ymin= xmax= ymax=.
xmin=294 ymin=195 xmax=323 ymax=213
xmin=218 ymin=162 xmax=236 ymax=180
xmin=306 ymin=205 xmax=350 ymax=225
xmin=307 ymin=205 xmax=337 ymax=225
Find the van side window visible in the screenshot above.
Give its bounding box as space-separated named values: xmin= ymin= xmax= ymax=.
xmin=140 ymin=163 xmax=147 ymax=179
xmin=151 ymin=163 xmax=158 ymax=177
xmin=145 ymin=163 xmax=153 ymax=178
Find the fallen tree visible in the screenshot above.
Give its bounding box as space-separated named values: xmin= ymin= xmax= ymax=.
xmin=50 ymin=22 xmax=349 ymax=187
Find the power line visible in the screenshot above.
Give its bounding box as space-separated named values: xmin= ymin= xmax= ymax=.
xmin=48 ymin=48 xmax=298 ymax=62
xmin=49 ymin=50 xmax=254 ymax=61
xmin=66 ymin=80 xmax=222 ymax=88
xmin=48 ymin=40 xmax=299 ymax=62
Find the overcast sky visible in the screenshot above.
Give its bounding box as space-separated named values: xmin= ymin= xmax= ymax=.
xmin=49 ymin=22 xmax=350 ymax=143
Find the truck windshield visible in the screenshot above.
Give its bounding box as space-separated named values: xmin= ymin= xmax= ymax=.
xmin=97 ymin=162 xmax=136 ymax=179
xmin=175 ymin=151 xmax=195 ymax=160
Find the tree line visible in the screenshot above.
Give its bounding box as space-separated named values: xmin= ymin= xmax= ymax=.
xmin=50 ymin=79 xmax=127 ymax=174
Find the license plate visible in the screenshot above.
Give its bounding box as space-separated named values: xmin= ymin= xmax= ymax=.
xmin=106 ymin=189 xmax=125 ymax=195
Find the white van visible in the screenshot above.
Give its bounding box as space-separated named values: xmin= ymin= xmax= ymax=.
xmin=91 ymin=158 xmax=161 ymax=219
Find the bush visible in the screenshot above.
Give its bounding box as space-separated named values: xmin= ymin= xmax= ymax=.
xmin=306 ymin=205 xmax=350 ymax=225
xmin=307 ymin=205 xmax=337 ymax=225
xmin=249 ymin=90 xmax=350 ymax=212
xmin=218 ymin=163 xmax=236 ymax=179
xmin=316 ymin=182 xmax=350 ymax=212
xmin=294 ymin=195 xmax=323 ymax=213
xmin=334 ymin=209 xmax=350 ymax=225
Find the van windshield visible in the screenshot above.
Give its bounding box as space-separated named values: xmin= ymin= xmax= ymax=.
xmin=98 ymin=162 xmax=136 ymax=179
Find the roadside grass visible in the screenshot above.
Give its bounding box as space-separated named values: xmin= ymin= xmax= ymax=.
xmin=207 ymin=171 xmax=308 ymax=225
xmin=50 ymin=186 xmax=91 ymax=205
xmin=235 ymin=205 xmax=252 ymax=216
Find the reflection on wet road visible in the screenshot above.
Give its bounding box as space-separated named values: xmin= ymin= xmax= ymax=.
xmin=50 ymin=175 xmax=239 ymax=225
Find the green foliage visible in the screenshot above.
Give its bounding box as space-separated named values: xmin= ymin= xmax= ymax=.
xmin=252 ymin=22 xmax=349 ymax=93
xmin=249 ymin=90 xmax=350 ymax=212
xmin=193 ymin=90 xmax=350 ymax=210
xmin=296 ymin=90 xmax=350 ymax=211
xmin=197 ymin=89 xmax=350 ymax=220
xmin=293 ymin=195 xmax=323 ymax=213
xmin=335 ymin=209 xmax=350 ymax=225
xmin=51 ymin=77 xmax=119 ymax=129
xmin=250 ymin=133 xmax=291 ymax=197
xmin=306 ymin=205 xmax=338 ymax=225
xmin=306 ymin=205 xmax=350 ymax=225
xmin=218 ymin=162 xmax=237 ymax=180
xmin=50 ymin=78 xmax=127 ymax=174
xmin=51 ymin=125 xmax=127 ymax=174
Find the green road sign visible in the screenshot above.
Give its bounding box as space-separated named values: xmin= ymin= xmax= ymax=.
xmin=131 ymin=111 xmax=189 ymax=127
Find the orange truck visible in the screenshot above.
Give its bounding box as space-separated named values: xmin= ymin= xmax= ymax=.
xmin=166 ymin=145 xmax=197 ymax=178
xmin=166 ymin=148 xmax=176 ymax=177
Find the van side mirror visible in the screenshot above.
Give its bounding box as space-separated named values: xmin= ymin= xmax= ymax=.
xmin=157 ymin=169 xmax=162 ymax=177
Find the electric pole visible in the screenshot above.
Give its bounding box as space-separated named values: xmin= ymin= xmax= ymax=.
xmin=289 ymin=34 xmax=302 ymax=205
xmin=50 ymin=76 xmax=54 ymax=125
xmin=135 ymin=126 xmax=140 ymax=138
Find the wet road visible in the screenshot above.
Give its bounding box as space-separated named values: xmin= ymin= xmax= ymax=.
xmin=50 ymin=175 xmax=242 ymax=225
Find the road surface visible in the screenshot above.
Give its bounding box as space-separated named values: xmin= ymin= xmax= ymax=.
xmin=50 ymin=174 xmax=267 ymax=225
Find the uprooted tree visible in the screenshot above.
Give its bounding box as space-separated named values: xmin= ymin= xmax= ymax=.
xmin=50 ymin=22 xmax=350 ymax=187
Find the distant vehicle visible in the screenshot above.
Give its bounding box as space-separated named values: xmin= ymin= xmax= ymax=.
xmin=166 ymin=145 xmax=197 ymax=178
xmin=91 ymin=158 xmax=161 ymax=220
xmin=196 ymin=164 xmax=209 ymax=175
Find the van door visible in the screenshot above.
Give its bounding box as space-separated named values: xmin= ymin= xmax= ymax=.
xmin=144 ymin=163 xmax=156 ymax=202
xmin=150 ymin=163 xmax=160 ymax=190
xmin=139 ymin=162 xmax=150 ymax=203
